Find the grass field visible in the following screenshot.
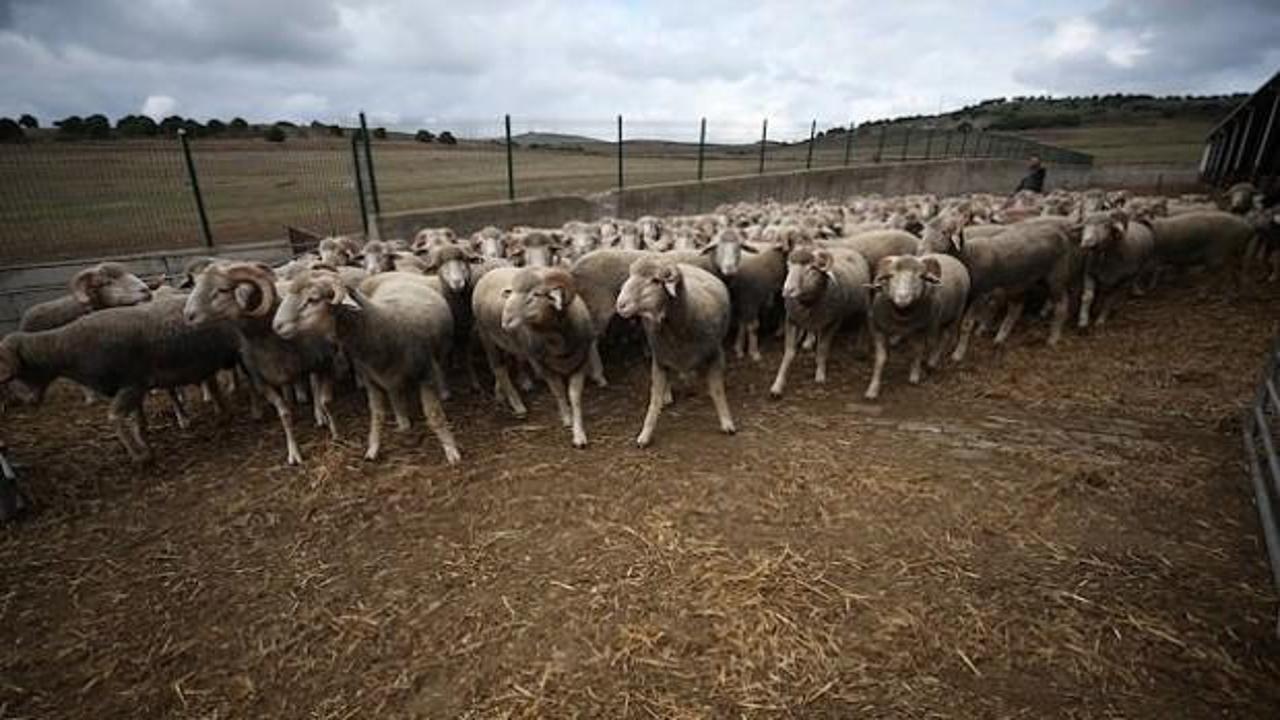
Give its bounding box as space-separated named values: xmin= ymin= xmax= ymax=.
xmin=0 ymin=120 xmax=1186 ymax=265
xmin=1016 ymin=118 xmax=1215 ymax=166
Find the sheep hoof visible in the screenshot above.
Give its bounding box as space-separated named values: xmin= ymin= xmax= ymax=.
xmin=864 ymin=388 xmax=879 ymax=401
xmin=592 ymin=376 xmax=609 ymax=389
xmin=363 ymin=449 xmax=380 ymax=462
xmin=769 ymin=386 xmax=784 ymax=399
xmin=572 ymin=436 xmax=588 ymax=449
xmin=749 ymin=352 xmax=763 ymax=363
xmin=720 ymin=422 xmax=737 ymax=435
xmin=635 ymin=434 xmax=653 ymax=448
xmin=442 ymin=446 xmax=462 ymax=465
xmin=0 ymin=486 xmax=30 ymax=523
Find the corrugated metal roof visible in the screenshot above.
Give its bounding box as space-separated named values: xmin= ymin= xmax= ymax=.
xmin=1208 ymin=68 xmax=1280 ymax=137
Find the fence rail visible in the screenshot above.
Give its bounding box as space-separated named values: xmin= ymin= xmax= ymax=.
xmin=1243 ymin=334 xmax=1280 ymax=636
xmin=0 ymin=116 xmax=1091 ymax=265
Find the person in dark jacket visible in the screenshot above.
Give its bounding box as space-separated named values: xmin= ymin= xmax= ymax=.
xmin=1015 ymin=155 xmax=1045 ymax=194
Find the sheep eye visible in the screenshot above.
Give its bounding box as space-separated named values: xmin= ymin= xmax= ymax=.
xmin=501 ymin=289 xmax=512 ymax=297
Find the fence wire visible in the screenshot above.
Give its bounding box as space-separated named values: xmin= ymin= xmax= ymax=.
xmin=0 ymin=115 xmax=1089 ymax=265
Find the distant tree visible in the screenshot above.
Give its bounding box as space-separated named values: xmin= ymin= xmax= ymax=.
xmin=205 ymin=118 xmax=226 ymax=135
xmin=328 ymin=124 xmax=344 ymax=137
xmin=956 ymin=120 xmax=973 ymax=133
xmin=415 ymin=129 xmax=435 ymax=143
xmin=264 ymin=124 xmax=287 ymax=142
xmin=438 ymin=131 xmax=457 ymax=145
xmin=229 ymin=117 xmax=249 ymax=132
xmin=159 ymin=115 xmax=186 ymax=136
xmin=0 ymin=118 xmax=24 ymax=143
xmin=309 ymin=120 xmax=326 ymax=130
xmin=116 ymin=114 xmax=159 ymax=137
xmin=373 ymin=127 xmax=387 ymax=140
xmin=18 ymin=113 xmax=38 ymax=129
xmin=54 ymin=115 xmax=85 ymax=138
xmin=275 ymin=120 xmax=297 ymax=128
xmin=181 ymin=119 xmax=205 ymax=137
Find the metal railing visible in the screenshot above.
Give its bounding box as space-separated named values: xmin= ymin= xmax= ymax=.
xmin=1243 ymin=334 xmax=1280 ymax=635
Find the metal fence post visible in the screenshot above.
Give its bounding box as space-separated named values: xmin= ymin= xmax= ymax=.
xmin=875 ymin=125 xmax=886 ymax=162
xmin=359 ymin=112 xmax=381 ymax=216
xmin=697 ymin=117 xmax=707 ymax=182
xmin=958 ymin=130 xmax=968 ymax=157
xmin=924 ymin=128 xmax=934 ymax=160
xmin=177 ymin=129 xmax=213 ymax=248
xmin=805 ymin=119 xmax=817 ymax=170
xmin=943 ymin=130 xmax=953 ymax=158
xmin=758 ymin=118 xmax=768 ymax=174
xmin=616 ymin=115 xmax=624 ymax=190
xmin=843 ymin=122 xmax=855 ymax=166
xmin=351 ymin=134 xmax=369 ymax=236
xmin=505 ymin=114 xmax=516 ymax=202
xmin=901 ymin=126 xmax=911 ymax=161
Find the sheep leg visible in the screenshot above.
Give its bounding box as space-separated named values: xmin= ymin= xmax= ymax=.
xmin=206 ymin=380 xmax=230 ymax=422
xmin=747 ymin=319 xmax=762 ymax=363
xmin=168 ymin=388 xmax=191 ymax=430
xmin=1268 ymin=251 xmax=1280 ymax=283
xmin=1077 ymin=275 xmax=1096 ymax=329
xmin=81 ymin=386 xmax=98 ymax=405
xmin=802 ymin=330 xmax=817 ymax=352
xmin=431 ymin=354 xmax=451 ymax=402
xmin=515 ymin=361 xmax=535 ymax=393
xmin=865 ymin=331 xmax=889 ymax=401
xmin=1047 ymin=293 xmax=1070 ymax=346
xmin=926 ymin=324 xmax=949 ymax=371
xmin=293 ymin=381 xmax=310 ymax=405
xmin=318 ymin=374 xmax=339 ymax=441
xmin=1095 ymin=288 xmax=1117 ymax=327
xmin=769 ymin=321 xmax=799 ymax=398
xmin=568 ymin=369 xmax=588 ymax=448
xmin=363 ymin=382 xmax=388 ymax=462
xmin=418 ymin=383 xmax=461 ymax=465
xmin=733 ymin=321 xmax=747 ymax=359
xmin=110 ymin=388 xmax=151 ymax=463
xmin=908 ymin=338 xmax=926 ymax=385
xmin=707 ymin=351 xmax=736 ymax=435
xmin=992 ymin=298 xmax=1025 ymax=346
xmin=309 ymin=374 xmax=326 ymax=428
xmin=587 ymin=339 xmax=608 ymax=388
xmin=950 ymin=303 xmax=979 ymax=363
xmin=814 ymin=326 xmax=836 ymax=384
xmin=390 ymin=390 xmax=413 ymax=432
xmin=262 ymin=385 xmax=303 ymax=466
xmin=543 ymin=372 xmax=573 ymax=427
xmin=484 ymin=342 xmax=527 ymax=418
xmin=636 ymin=360 xmax=668 ymax=448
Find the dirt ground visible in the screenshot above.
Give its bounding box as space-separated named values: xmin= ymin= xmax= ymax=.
xmin=2 ymin=271 xmax=1280 ymax=719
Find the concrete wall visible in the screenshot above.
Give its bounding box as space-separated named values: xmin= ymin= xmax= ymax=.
xmin=0 ymin=158 xmax=1204 ymax=334
xmin=0 ymin=240 xmax=290 ymax=335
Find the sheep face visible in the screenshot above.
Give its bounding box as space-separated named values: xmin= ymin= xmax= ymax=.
xmin=184 ymin=262 xmax=277 ymax=325
xmin=318 ymin=238 xmax=352 ymax=267
xmin=564 ymin=227 xmax=599 ymax=260
xmin=1080 ymin=212 xmax=1127 ymax=251
xmin=73 ymin=263 xmax=151 ymax=310
xmin=874 ymin=255 xmax=940 ymax=311
xmin=783 ymin=248 xmax=834 ymax=304
xmin=362 ymin=241 xmax=393 ymax=275
xmin=616 ymin=258 xmax=680 ymax=324
xmin=517 ymin=233 xmax=556 ymax=268
xmin=501 ymin=267 xmax=575 ymax=332
xmin=616 ymin=224 xmax=642 ymax=251
xmin=1228 ymin=183 xmax=1258 ymax=214
xmin=701 ymin=228 xmax=755 ymax=277
xmin=272 ymin=270 xmax=352 ymax=341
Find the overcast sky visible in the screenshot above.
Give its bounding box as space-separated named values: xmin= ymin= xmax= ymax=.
xmin=2 ymin=0 xmax=1278 ymax=140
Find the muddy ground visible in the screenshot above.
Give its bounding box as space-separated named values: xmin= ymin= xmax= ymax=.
xmin=2 ymin=271 xmax=1279 ymax=719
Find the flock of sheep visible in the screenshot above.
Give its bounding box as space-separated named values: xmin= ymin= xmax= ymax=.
xmin=0 ymin=181 xmax=1273 ymax=517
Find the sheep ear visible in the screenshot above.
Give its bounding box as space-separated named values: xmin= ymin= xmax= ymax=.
xmin=547 ymin=286 xmax=566 ymax=311
xmin=699 ymin=241 xmax=719 ymax=255
xmin=922 ymin=257 xmax=943 ymax=284
xmin=234 ymin=283 xmax=259 ymax=311
xmin=70 ymin=269 xmax=97 ymax=306
xmin=741 ymin=243 xmax=759 ymax=254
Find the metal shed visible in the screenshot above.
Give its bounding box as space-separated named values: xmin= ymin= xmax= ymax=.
xmin=1201 ymin=70 xmax=1280 ymax=188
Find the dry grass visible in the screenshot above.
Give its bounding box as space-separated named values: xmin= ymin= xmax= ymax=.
xmin=1 ymin=269 xmax=1278 ymax=718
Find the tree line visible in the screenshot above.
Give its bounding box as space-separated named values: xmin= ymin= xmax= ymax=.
xmin=0 ymin=114 xmax=462 ymax=145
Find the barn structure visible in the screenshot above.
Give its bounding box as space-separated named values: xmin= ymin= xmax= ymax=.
xmin=1201 ymin=69 xmax=1280 ymax=189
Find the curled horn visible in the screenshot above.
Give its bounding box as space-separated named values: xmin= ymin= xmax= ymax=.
xmin=225 ymin=263 xmax=277 ymax=317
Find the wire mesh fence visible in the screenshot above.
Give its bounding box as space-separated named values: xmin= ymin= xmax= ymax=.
xmin=0 ymin=115 xmax=1091 ymax=265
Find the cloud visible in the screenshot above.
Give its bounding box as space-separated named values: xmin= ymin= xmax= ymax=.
xmin=1015 ymin=0 xmax=1280 ymax=94
xmin=140 ymin=94 xmax=177 ymax=119
xmin=0 ymin=0 xmax=1276 ymax=138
